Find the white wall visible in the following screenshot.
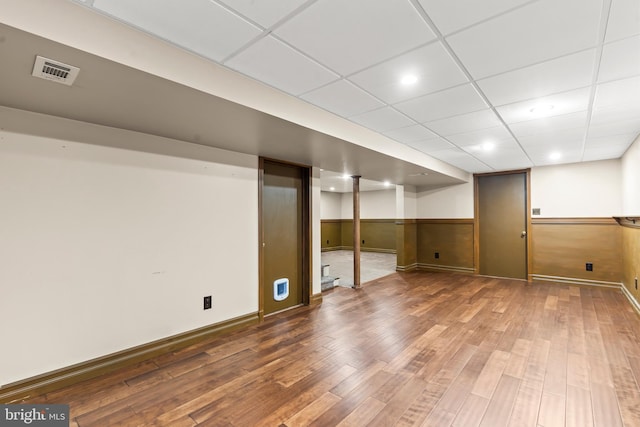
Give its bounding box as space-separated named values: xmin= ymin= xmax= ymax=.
xmin=0 ymin=130 xmax=259 ymax=386
xmin=320 ymin=191 xmax=342 ymax=219
xmin=531 ymin=159 xmax=622 ymax=217
xmin=403 ymin=186 xmax=418 ymax=219
xmin=340 ymin=189 xmax=396 ymax=219
xmin=417 ymin=182 xmax=474 ymax=218
xmin=622 ymin=135 xmax=640 ymax=215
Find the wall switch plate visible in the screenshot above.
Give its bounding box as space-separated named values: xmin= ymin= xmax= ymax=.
xmin=204 ymin=296 xmax=212 ymax=310
xmin=586 ymin=263 xmax=593 ymax=272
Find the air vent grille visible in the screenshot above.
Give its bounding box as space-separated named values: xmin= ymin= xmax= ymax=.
xmin=32 ymin=56 xmax=80 ymax=86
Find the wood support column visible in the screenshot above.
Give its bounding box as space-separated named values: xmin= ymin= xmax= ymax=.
xmin=352 ymin=175 xmax=361 ymax=289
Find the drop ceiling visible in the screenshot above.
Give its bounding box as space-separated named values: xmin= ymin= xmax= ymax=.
xmin=1 ymin=0 xmax=639 ymax=190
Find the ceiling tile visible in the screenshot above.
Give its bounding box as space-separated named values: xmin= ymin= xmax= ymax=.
xmin=417 ymin=0 xmax=534 ymax=35
xmin=527 ymin=147 xmax=583 ymax=166
xmin=273 ymin=0 xmax=436 ymax=75
xmin=588 ymin=116 xmax=640 ymax=138
xmin=605 ymin=0 xmax=640 ymax=42
xmin=496 ymin=87 xmax=591 ymax=124
xmin=395 ymin=84 xmax=487 ymax=123
xmin=384 ymin=125 xmax=439 ymax=144
xmin=225 ymin=36 xmax=338 ymax=95
xmin=404 ymin=137 xmax=456 ymax=153
xmin=425 ymin=109 xmax=502 ymax=136
xmin=300 ymin=79 xmax=384 ymax=118
xmin=446 ymin=0 xmax=603 ymax=79
xmin=477 ymin=49 xmax=596 ymax=106
xmin=463 ymin=143 xmax=533 ymax=170
xmin=350 ymin=107 xmax=416 ymax=133
xmin=599 ymin=36 xmax=640 ymax=82
xmin=428 ymin=148 xmax=494 ymax=173
xmin=509 ymin=111 xmax=589 ymax=137
xmin=593 ymin=75 xmax=640 ymax=110
xmin=583 ymin=134 xmax=636 ymax=160
xmin=217 ymin=0 xmax=310 ymax=28
xmin=517 ymin=127 xmax=586 ymax=150
xmin=446 ymin=125 xmax=514 ymax=147
xmin=93 ymin=0 xmax=262 ymax=62
xmin=348 ymin=42 xmax=468 ymax=104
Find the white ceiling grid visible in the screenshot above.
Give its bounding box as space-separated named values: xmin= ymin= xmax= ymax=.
xmin=83 ymin=0 xmax=640 ymax=174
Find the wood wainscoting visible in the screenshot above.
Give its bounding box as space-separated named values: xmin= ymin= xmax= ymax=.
xmin=531 ymin=218 xmax=622 ymax=287
xmin=321 ymin=220 xmax=343 ymax=251
xmin=396 ymin=219 xmax=417 ymax=271
xmin=321 ymin=219 xmax=396 ymax=253
xmin=417 ymin=219 xmax=475 ymax=274
xmin=619 ymin=218 xmax=640 ymax=313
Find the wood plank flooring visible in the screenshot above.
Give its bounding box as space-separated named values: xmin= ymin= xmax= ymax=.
xmin=24 ymin=272 xmax=640 ymax=426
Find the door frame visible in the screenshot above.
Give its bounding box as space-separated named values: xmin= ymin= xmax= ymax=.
xmin=258 ymin=157 xmax=311 ymax=320
xmin=473 ymin=169 xmax=532 ymax=282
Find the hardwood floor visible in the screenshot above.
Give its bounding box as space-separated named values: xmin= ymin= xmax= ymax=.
xmin=25 ymin=272 xmax=640 ymax=426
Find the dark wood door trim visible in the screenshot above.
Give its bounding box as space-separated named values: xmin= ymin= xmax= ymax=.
xmin=258 ymin=158 xmax=311 ymax=321
xmin=474 ymin=169 xmax=532 ymax=281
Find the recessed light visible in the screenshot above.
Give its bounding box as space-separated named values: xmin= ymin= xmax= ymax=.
xmin=482 ymin=142 xmax=496 ymax=151
xmin=342 ymin=174 xmax=350 ymax=180
xmin=530 ymin=104 xmax=554 ymax=114
xmin=383 ymin=181 xmax=391 ymax=187
xmin=549 ymin=151 xmax=562 ymax=161
xmin=330 ymin=187 xmax=335 ymax=191
xmin=400 ymin=74 xmax=418 ymax=85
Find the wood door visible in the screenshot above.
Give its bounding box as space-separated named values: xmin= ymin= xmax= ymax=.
xmin=261 ymin=160 xmax=308 ymax=315
xmin=476 ymin=172 xmax=528 ymax=279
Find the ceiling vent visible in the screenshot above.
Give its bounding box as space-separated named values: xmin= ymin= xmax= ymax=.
xmin=32 ymin=55 xmax=80 ymax=86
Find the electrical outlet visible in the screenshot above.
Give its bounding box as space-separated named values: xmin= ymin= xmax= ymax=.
xmin=362 ymin=239 xmax=365 ymax=244
xmin=635 ymin=277 xmax=638 ymax=290
xmin=435 ymin=252 xmax=440 ymax=259
xmin=204 ymin=296 xmax=212 ymax=310
xmin=586 ymin=263 xmax=593 ymax=272
xmin=326 ymin=240 xmax=329 ymax=244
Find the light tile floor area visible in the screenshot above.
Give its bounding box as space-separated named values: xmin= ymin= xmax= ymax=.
xmin=321 ymin=250 xmax=397 ymax=288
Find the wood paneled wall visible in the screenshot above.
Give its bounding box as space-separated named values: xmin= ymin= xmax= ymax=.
xmin=321 ymin=219 xmax=396 ymax=253
xmin=321 ymin=220 xmax=342 ymax=251
xmin=416 ymin=219 xmax=475 ymax=273
xmin=621 ymin=220 xmax=640 ymax=306
xmin=531 ymin=218 xmax=622 ymax=286
xmin=396 ymin=220 xmax=417 ymax=271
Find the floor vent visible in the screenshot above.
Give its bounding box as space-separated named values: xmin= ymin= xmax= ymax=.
xmin=32 ymin=56 xmax=80 ymax=86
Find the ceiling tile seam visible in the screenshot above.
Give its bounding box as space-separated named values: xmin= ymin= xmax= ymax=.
xmin=408 ymin=0 xmax=535 ymax=168
xmin=218 ymin=0 xmax=321 ymax=64
xmin=79 ymin=4 xmax=263 ymax=69
xmin=365 ymin=80 xmax=473 ymax=110
xmin=490 ymin=84 xmax=594 ymax=109
xmin=473 ymin=46 xmax=601 ymax=86
xmin=294 ymin=39 xmax=444 ymax=100
xmin=422 ymin=0 xmax=543 ymax=39
xmin=340 ymin=39 xmax=443 ymax=81
xmin=580 ymin=0 xmax=613 ymax=161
